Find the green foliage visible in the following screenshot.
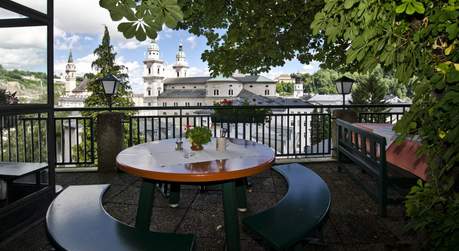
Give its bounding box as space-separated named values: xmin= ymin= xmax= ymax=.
xmin=301 ymin=69 xmax=340 ymax=94
xmin=276 ymin=81 xmax=294 ymax=96
xmin=212 ymin=99 xmax=271 ymax=123
xmin=0 ymin=65 xmax=47 ymax=103
xmin=77 ymin=26 xmax=136 ymax=165
xmin=176 ymin=0 xmax=329 ymax=76
xmin=351 ymin=66 xmax=390 ymax=115
xmin=0 ymin=89 xmax=18 ymax=105
xmin=312 ymin=0 xmax=459 ymax=249
xmin=83 ymin=26 xmax=135 ymax=112
xmin=99 ymin=0 xmax=183 ymax=41
xmin=184 ymin=126 xmax=212 ymax=147
xmin=310 ymin=107 xmax=330 ymax=145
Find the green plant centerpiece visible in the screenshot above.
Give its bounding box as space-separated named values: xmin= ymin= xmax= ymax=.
xmin=212 ymin=99 xmax=271 ymax=123
xmin=184 ymin=125 xmax=212 ymax=151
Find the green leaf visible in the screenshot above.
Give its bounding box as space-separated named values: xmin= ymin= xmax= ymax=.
xmin=135 ymin=28 xmax=147 ymax=41
xmin=395 ymin=3 xmax=407 ymax=13
xmin=446 ymin=70 xmax=459 ymax=83
xmin=110 ymin=7 xmax=125 ymax=21
xmin=406 ymin=3 xmax=416 ymax=15
xmin=412 ymin=2 xmax=425 ymax=14
xmin=344 ymin=0 xmax=358 ymax=9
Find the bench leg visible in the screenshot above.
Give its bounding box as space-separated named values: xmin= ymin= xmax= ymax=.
xmin=135 ymin=179 xmax=156 ymax=232
xmin=169 ymin=183 xmax=180 ymax=208
xmin=236 ymin=179 xmax=247 ymax=212
xmin=378 ymin=177 xmax=388 ymax=217
xmin=222 ymin=181 xmax=241 ymax=251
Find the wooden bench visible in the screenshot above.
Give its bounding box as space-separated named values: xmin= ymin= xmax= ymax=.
xmin=243 ymin=163 xmax=331 ymax=250
xmin=46 ymin=184 xmax=195 ymax=251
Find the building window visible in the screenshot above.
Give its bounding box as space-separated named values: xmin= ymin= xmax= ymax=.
xmin=177 ymin=72 xmax=179 ymax=77
xmin=249 ymin=85 xmax=253 ymax=88
xmin=172 ymin=86 xmax=175 ymax=89
xmin=174 ymin=102 xmax=178 ymax=107
xmin=194 ymin=86 xmax=197 ymax=89
xmin=182 ymin=86 xmax=185 ymax=89
xmin=229 ymin=85 xmax=232 ymax=87
xmin=174 ymin=112 xmax=178 ymax=115
xmin=148 ymin=67 xmax=151 ymax=75
xmin=157 ymin=68 xmax=160 ymax=74
xmin=214 ymin=89 xmax=219 ymax=96
xmin=265 ymin=85 xmax=269 ymax=87
xmin=148 ymin=102 xmax=152 ymax=106
xmin=162 ymin=102 xmax=167 ymax=107
xmin=197 ymin=102 xmax=202 ymax=106
xmin=265 ymin=89 xmax=270 ymax=95
xmin=228 ymin=89 xmax=234 ymax=96
xmin=147 ymin=88 xmax=151 ymax=96
xmin=163 ymin=112 xmax=167 ymax=115
xmin=185 ymin=102 xmax=190 ymax=106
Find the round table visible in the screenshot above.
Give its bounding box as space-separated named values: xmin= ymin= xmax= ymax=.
xmin=116 ymin=138 xmax=275 ymax=251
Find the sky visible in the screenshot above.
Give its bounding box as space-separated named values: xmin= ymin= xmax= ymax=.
xmin=0 ymin=0 xmax=320 ymax=93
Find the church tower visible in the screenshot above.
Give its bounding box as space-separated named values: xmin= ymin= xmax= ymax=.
xmin=172 ymin=43 xmax=189 ymax=78
xmin=293 ymin=76 xmax=304 ymax=98
xmin=143 ymin=40 xmax=165 ymax=109
xmin=64 ymin=49 xmax=77 ymax=93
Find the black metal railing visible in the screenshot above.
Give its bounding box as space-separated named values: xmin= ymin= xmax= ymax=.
xmin=126 ymin=112 xmax=332 ymax=157
xmin=0 ymin=104 xmax=410 ymax=168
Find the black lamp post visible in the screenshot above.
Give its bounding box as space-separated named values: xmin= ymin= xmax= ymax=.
xmin=335 ymin=76 xmax=355 ymax=109
xmin=101 ymin=73 xmax=119 ymax=111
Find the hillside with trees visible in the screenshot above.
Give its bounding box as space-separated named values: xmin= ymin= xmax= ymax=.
xmin=0 ymin=65 xmax=48 ymax=103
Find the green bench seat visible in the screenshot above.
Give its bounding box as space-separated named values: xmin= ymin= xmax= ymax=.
xmin=243 ymin=164 xmax=331 ymax=250
xmin=46 ymin=184 xmax=195 ymax=251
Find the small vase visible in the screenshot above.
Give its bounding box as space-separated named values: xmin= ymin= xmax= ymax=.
xmin=191 ymin=143 xmax=203 ymax=151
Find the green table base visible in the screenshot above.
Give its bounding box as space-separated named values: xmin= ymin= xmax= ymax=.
xmin=135 ymin=179 xmax=156 ymax=232
xmin=135 ymin=179 xmax=243 ymax=251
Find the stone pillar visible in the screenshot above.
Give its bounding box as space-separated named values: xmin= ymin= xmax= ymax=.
xmin=96 ymin=112 xmax=124 ymax=172
xmin=331 ymin=109 xmax=358 ymax=158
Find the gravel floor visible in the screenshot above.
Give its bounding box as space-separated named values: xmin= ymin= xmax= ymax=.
xmin=0 ymin=162 xmax=417 ymax=251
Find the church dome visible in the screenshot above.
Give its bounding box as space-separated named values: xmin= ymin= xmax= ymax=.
xmin=176 ymin=43 xmax=186 ymax=59
xmin=148 ymin=40 xmax=159 ymax=51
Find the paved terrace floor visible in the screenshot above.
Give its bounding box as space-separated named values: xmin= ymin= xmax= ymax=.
xmin=0 ymin=162 xmax=417 ymax=251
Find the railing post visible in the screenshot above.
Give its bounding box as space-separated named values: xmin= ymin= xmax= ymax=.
xmin=96 ymin=112 xmax=124 ymax=172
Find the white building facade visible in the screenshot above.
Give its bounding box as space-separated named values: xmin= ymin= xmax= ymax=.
xmin=141 ymin=41 xmax=278 ymax=115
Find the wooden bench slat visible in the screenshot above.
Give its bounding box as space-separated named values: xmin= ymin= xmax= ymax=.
xmin=46 ymin=184 xmax=195 ymax=251
xmin=243 ymin=163 xmax=331 ymax=250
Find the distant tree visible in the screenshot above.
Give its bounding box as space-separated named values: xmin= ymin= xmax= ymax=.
xmin=76 ymin=26 xmax=137 ymax=165
xmin=309 ymin=107 xmax=330 ymax=147
xmin=83 ymin=26 xmax=134 ymax=111
xmin=301 ymin=69 xmax=339 ymax=94
xmin=351 ymin=68 xmax=389 ymax=121
xmin=276 ymin=81 xmax=293 ymax=96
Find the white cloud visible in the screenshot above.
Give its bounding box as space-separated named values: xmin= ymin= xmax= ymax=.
xmin=118 ymin=40 xmax=149 ymax=50
xmin=188 ymin=66 xmax=209 ymax=77
xmin=55 ymin=33 xmax=81 ymax=50
xmin=301 ymin=61 xmax=320 ymax=74
xmin=115 ymin=56 xmax=144 ymax=93
xmin=0 ymin=48 xmax=45 ymax=70
xmin=0 ymin=27 xmax=47 ymax=49
xmin=186 ymin=36 xmax=197 ymax=49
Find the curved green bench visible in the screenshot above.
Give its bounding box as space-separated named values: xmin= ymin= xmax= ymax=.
xmin=243 ymin=164 xmax=331 ymax=250
xmin=46 ymin=184 xmax=195 ymax=251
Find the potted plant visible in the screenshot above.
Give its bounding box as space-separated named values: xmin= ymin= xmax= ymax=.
xmin=184 ymin=125 xmax=212 ymax=151
xmin=211 ymin=99 xmax=271 ymax=123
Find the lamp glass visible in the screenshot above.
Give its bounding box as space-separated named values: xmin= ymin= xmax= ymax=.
xmin=102 ymin=80 xmax=116 ymax=95
xmin=335 ymin=76 xmax=354 ymax=94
